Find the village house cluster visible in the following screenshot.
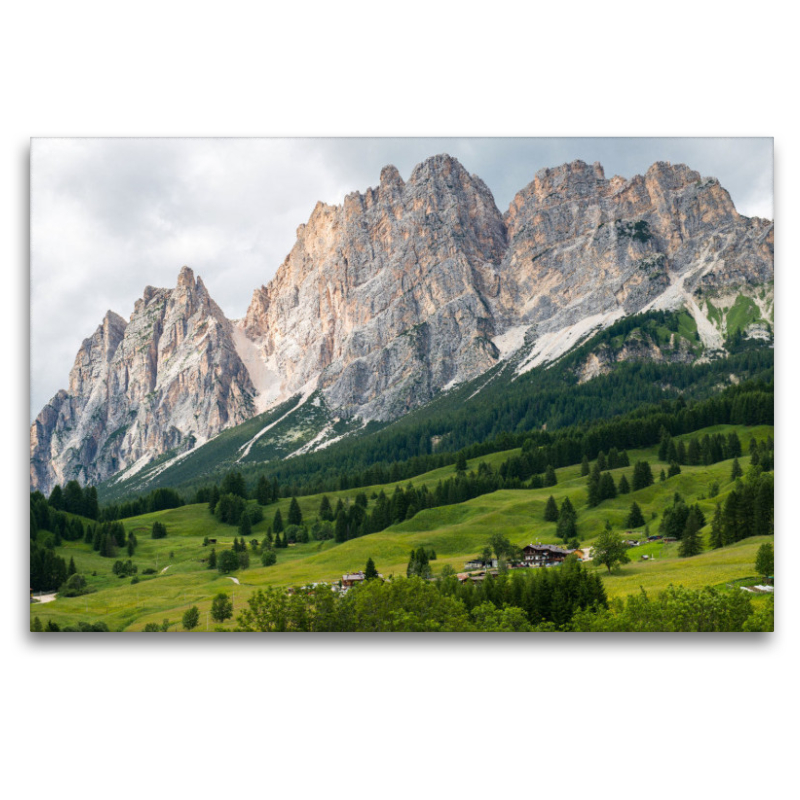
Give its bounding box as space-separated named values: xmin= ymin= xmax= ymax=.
xmin=457 ymin=543 xmax=587 ymax=584
xmin=300 ymin=543 xmax=591 ymax=596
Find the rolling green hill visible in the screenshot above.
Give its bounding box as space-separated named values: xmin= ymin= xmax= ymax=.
xmin=31 ymin=424 xmax=773 ymax=631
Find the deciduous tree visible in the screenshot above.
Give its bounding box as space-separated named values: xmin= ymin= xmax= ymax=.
xmin=592 ymin=527 xmax=630 ymax=573
xmin=755 ymin=543 xmax=774 ymax=579
xmin=182 ymin=606 xmax=200 ymax=631
xmin=211 ymin=592 xmax=233 ymax=623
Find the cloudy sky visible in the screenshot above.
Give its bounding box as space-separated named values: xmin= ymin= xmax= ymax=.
xmin=30 ymin=137 xmax=773 ymax=420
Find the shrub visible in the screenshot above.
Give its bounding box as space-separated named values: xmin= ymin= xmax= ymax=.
xmin=59 ymin=573 xmax=88 ymax=597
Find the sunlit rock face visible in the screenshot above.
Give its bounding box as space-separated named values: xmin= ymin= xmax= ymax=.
xmin=31 ymin=268 xmax=255 ymax=493
xmin=242 ymin=154 xmax=509 ymax=420
xmin=498 ymin=160 xmax=773 ymax=336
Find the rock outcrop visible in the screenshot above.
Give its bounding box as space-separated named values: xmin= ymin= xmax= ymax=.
xmin=498 ymin=160 xmax=773 ymax=336
xmin=242 ymin=155 xmax=508 ymax=420
xmin=31 ymin=267 xmax=255 ymax=494
xmin=31 ymin=155 xmax=774 ymax=492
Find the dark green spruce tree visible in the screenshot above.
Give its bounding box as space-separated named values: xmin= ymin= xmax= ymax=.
xmin=543 ymin=496 xmax=559 ymax=522
xmin=626 ymin=501 xmax=646 ymax=528
xmin=678 ymin=507 xmax=703 ymax=558
xmin=288 ymin=497 xmax=303 ymax=526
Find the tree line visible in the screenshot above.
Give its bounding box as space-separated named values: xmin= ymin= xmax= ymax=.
xmin=106 ymin=321 xmax=772 ymax=503
xmin=225 ymin=569 xmax=770 ymax=632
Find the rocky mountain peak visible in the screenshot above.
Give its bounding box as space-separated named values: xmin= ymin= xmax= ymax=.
xmin=530 ymin=159 xmax=607 ymax=200
xmin=31 ymin=263 xmax=256 ymax=494
xmin=177 ymin=265 xmax=195 ymax=288
xmin=380 ymin=164 xmax=404 ymax=189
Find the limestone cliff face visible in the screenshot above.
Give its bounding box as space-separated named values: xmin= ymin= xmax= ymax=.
xmin=30 ymin=268 xmax=255 ymax=494
xmin=498 ymin=160 xmax=773 ymax=337
xmin=31 ymin=155 xmax=774 ymax=492
xmin=242 ymin=155 xmax=507 ymax=419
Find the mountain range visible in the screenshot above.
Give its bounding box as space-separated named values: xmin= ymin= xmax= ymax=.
xmin=30 ymin=154 xmax=774 ymax=496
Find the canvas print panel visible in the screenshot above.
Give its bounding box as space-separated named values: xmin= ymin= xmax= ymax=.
xmin=29 ymin=138 xmax=774 ymax=632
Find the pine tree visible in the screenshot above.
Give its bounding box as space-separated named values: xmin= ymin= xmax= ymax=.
xmin=668 ymin=461 xmax=681 ymax=478
xmin=543 ymin=495 xmax=559 ymax=522
xmin=208 ymin=548 xmax=217 ymax=569
xmin=658 ymin=429 xmax=671 ymax=462
xmin=626 ymin=501 xmax=646 ymax=528
xmin=587 ymin=462 xmax=601 ymax=507
xmin=667 ymin=439 xmax=678 ymax=463
xmin=67 ymin=557 xmax=76 ymax=576
xmin=455 ymin=452 xmax=467 ymax=473
xmin=334 ymin=511 xmax=348 ymax=543
xmin=730 ymin=457 xmax=743 ymax=481
xmin=556 ymin=497 xmax=578 ymax=542
xmin=632 ymin=461 xmax=654 ymax=491
xmin=618 ymin=474 xmax=630 ymax=495
xmin=48 ymin=484 xmax=64 ymax=510
xmin=288 ymin=497 xmax=302 ymax=526
xmin=273 ymin=508 xmax=284 ymax=534
xmin=256 ymin=475 xmax=272 ymax=505
xmin=599 ymin=472 xmax=617 ymax=501
xmin=678 ymin=508 xmax=703 ymax=558
xmin=365 ymin=557 xmax=378 ymax=580
xmin=319 ymin=495 xmax=333 ymax=521
xmin=687 ymin=438 xmax=701 ymax=466
xmin=544 ymin=465 xmax=557 ymax=486
xmin=709 ymin=503 xmax=724 ymax=549
xmin=580 ymin=455 xmax=590 ymax=476
xmin=221 ymin=470 xmax=247 ymax=499
xmin=101 ymin=533 xmax=117 ymax=558
xmin=597 ymin=451 xmax=607 ymax=471
xmin=239 ymin=512 xmax=252 ymax=537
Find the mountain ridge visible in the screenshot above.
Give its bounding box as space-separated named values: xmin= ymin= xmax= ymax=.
xmin=30 ymin=155 xmax=774 ymax=494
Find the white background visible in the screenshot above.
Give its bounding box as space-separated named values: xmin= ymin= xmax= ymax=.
xmin=3 ymin=2 xmax=796 ymax=799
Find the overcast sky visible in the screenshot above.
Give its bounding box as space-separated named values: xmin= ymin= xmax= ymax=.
xmin=30 ymin=137 xmax=773 ymax=421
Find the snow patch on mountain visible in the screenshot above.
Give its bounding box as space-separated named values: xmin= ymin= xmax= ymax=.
xmin=237 ymin=380 xmax=317 ymax=462
xmin=515 ymin=309 xmax=625 ymax=375
xmin=492 ymin=325 xmax=529 ymax=360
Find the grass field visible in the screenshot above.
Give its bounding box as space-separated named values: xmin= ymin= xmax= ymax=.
xmin=30 ymin=424 xmax=774 ymax=631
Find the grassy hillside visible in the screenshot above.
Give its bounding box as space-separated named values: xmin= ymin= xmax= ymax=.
xmin=31 ymin=424 xmax=773 ymax=631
